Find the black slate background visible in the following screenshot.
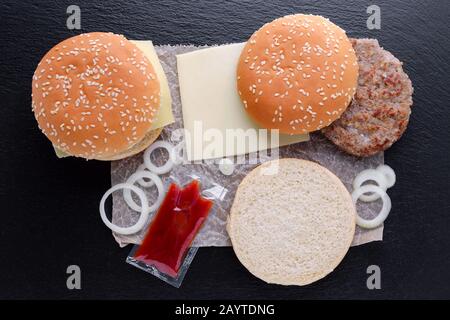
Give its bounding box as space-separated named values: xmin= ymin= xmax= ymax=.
xmin=0 ymin=0 xmax=449 ymax=299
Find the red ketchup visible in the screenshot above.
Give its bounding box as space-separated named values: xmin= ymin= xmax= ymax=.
xmin=134 ymin=180 xmax=213 ymax=277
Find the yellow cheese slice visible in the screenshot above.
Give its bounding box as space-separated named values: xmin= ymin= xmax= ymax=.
xmin=54 ymin=40 xmax=174 ymax=158
xmin=177 ymin=43 xmax=309 ymax=161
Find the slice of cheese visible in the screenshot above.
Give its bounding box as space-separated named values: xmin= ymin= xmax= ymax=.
xmin=177 ymin=43 xmax=309 ymax=161
xmin=54 ymin=40 xmax=174 ymax=158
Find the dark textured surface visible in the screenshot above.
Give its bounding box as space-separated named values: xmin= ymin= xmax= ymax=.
xmin=0 ymin=0 xmax=449 ymax=299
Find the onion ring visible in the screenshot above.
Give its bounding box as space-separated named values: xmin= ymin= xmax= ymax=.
xmin=352 ymin=185 xmax=392 ymax=229
xmin=100 ymin=183 xmax=150 ymax=235
xmin=144 ymin=141 xmax=176 ymax=175
xmin=123 ymin=171 xmax=164 ymax=212
xmin=352 ymin=169 xmax=388 ymax=202
xmin=135 ymin=163 xmax=154 ymax=188
xmin=377 ymin=164 xmax=396 ymax=188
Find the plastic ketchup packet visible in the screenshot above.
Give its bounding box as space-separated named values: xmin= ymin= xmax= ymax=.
xmin=126 ymin=178 xmax=218 ymax=287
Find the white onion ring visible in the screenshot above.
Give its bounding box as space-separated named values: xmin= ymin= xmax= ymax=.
xmin=100 ymin=183 xmax=150 ymax=235
xmin=143 ymin=141 xmax=176 ymax=175
xmin=377 ymin=164 xmax=396 ymax=188
xmin=123 ymin=171 xmax=164 ymax=212
xmin=352 ymin=185 xmax=392 ymax=229
xmin=134 ymin=164 xmax=154 ymax=188
xmin=353 ymin=169 xmax=388 ymax=202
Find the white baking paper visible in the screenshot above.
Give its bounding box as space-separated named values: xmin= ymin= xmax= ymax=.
xmin=111 ymin=44 xmax=384 ymax=248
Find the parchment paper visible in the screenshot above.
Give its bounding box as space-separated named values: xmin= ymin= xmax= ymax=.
xmin=111 ymin=44 xmax=384 ymax=248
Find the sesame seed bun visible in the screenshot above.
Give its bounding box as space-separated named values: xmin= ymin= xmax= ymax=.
xmin=32 ymin=32 xmax=161 ymax=160
xmin=237 ymin=14 xmax=358 ymax=134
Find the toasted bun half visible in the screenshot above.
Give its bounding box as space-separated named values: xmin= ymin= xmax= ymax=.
xmin=32 ymin=32 xmax=160 ymax=160
xmin=227 ymin=159 xmax=356 ymax=286
xmin=237 ymin=14 xmax=358 ymax=134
